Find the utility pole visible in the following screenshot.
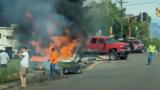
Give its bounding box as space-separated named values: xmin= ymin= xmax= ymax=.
xmin=119 ymin=0 xmax=123 ymax=11
xmin=117 ymin=0 xmax=128 ymax=38
xmin=128 ymin=17 xmax=131 ymax=38
xmin=128 ymin=16 xmax=135 ymax=38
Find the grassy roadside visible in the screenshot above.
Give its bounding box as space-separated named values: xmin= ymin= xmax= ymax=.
xmin=0 ymin=60 xmax=20 ymax=83
xmin=0 ymin=59 xmax=92 ymax=83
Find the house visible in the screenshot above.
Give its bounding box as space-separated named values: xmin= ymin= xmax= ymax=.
xmin=0 ymin=25 xmax=19 ymax=57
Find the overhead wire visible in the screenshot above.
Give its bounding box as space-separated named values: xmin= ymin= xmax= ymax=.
xmin=125 ymin=1 xmax=158 ymax=6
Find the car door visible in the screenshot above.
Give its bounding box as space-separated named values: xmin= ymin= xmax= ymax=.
xmin=87 ymin=37 xmax=98 ymax=51
xmin=97 ymin=38 xmax=106 ymax=53
xmin=104 ymin=38 xmax=111 ymax=53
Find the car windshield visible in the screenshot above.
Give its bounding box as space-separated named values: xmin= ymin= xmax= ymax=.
xmin=107 ymin=38 xmax=117 ymax=44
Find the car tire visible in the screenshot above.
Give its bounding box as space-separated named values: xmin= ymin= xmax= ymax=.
xmin=140 ymin=49 xmax=144 ymax=53
xmin=109 ymin=52 xmax=116 ymax=60
xmin=76 ymin=69 xmax=82 ymax=74
xmin=63 ymin=69 xmax=68 ymax=74
xmin=120 ymin=56 xmax=128 ymax=60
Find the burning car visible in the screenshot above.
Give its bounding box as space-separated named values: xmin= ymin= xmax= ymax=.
xmin=30 ymin=32 xmax=83 ymax=74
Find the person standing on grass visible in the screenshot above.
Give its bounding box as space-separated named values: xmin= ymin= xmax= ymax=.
xmin=49 ymin=48 xmax=62 ymax=80
xmin=17 ymin=47 xmax=29 ymax=88
xmin=0 ymin=49 xmax=10 ymax=68
xmin=147 ymin=44 xmax=157 ymax=65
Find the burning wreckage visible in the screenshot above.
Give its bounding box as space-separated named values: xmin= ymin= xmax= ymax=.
xmin=29 ymin=28 xmax=83 ymax=74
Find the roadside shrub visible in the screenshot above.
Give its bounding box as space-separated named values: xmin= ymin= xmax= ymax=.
xmin=0 ymin=60 xmax=20 ymax=83
xmin=143 ymin=38 xmax=160 ymax=49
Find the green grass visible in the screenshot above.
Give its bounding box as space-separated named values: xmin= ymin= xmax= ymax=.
xmin=0 ymin=59 xmax=20 ymax=83
xmin=0 ymin=60 xmax=80 ymax=83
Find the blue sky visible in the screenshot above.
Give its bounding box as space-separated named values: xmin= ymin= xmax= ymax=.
xmin=113 ymin=0 xmax=160 ymax=23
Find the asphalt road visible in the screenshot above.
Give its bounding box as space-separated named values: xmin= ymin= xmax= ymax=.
xmin=11 ymin=53 xmax=160 ymax=90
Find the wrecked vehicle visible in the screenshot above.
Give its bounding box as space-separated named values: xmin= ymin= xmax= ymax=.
xmin=84 ymin=36 xmax=130 ymax=60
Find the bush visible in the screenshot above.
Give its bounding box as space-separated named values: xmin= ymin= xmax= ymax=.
xmin=143 ymin=38 xmax=160 ymax=49
xmin=0 ymin=60 xmax=20 ymax=83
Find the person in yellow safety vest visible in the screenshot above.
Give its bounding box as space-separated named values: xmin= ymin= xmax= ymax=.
xmin=147 ymin=44 xmax=157 ymax=65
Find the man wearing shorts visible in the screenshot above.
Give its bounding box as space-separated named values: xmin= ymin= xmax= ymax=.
xmin=17 ymin=47 xmax=29 ymax=88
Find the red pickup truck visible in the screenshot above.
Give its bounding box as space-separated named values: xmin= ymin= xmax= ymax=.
xmin=85 ymin=36 xmax=130 ymax=60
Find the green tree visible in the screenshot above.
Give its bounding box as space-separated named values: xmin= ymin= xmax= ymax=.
xmin=131 ymin=15 xmax=151 ymax=46
xmin=86 ymin=0 xmax=122 ymax=35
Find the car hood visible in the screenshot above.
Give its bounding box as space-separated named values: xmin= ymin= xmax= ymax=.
xmin=133 ymin=43 xmax=144 ymax=47
xmin=112 ymin=42 xmax=129 ymax=46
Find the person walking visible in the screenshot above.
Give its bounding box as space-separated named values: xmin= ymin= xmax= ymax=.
xmin=17 ymin=47 xmax=29 ymax=88
xmin=147 ymin=44 xmax=157 ymax=65
xmin=0 ymin=49 xmax=10 ymax=68
xmin=49 ymin=48 xmax=62 ymax=80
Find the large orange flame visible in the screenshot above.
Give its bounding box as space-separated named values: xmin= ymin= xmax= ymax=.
xmin=25 ymin=11 xmax=79 ymax=62
xmin=30 ymin=28 xmax=78 ymax=62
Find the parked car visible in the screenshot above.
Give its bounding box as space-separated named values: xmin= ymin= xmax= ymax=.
xmin=84 ymin=36 xmax=130 ymax=60
xmin=128 ymin=40 xmax=145 ymax=53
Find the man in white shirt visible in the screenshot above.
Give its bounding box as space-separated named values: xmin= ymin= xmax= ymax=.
xmin=0 ymin=49 xmax=10 ymax=68
xmin=17 ymin=47 xmax=29 ymax=88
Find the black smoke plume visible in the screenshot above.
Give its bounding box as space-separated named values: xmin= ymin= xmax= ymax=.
xmin=0 ymin=0 xmax=89 ymax=48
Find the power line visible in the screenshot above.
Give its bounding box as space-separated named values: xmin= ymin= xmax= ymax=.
xmin=117 ymin=0 xmax=128 ymax=10
xmin=126 ymin=1 xmax=158 ymax=6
